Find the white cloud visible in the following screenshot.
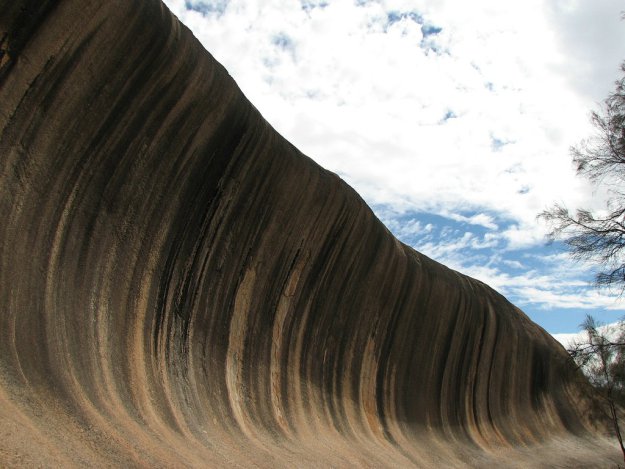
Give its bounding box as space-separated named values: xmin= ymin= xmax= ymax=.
xmin=501 ymin=223 xmax=547 ymax=250
xmin=442 ymin=212 xmax=498 ymax=230
xmin=552 ymin=319 xmax=624 ymax=349
xmin=545 ymin=0 xmax=625 ymax=102
xmin=502 ymin=259 xmax=525 ymax=270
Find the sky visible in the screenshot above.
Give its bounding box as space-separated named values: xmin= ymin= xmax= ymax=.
xmin=162 ymin=0 xmax=625 ymax=334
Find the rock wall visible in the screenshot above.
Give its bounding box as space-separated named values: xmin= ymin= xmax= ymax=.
xmin=0 ymin=0 xmax=619 ymax=466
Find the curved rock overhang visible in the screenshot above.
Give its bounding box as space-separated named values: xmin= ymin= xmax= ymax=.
xmin=0 ymin=0 xmax=619 ymax=466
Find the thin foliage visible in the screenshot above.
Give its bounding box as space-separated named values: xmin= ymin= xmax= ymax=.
xmin=568 ymin=315 xmax=625 ymax=463
xmin=540 ymin=63 xmax=625 ymax=291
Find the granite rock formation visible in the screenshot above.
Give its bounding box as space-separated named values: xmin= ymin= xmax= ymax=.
xmin=0 ymin=0 xmax=620 ymax=466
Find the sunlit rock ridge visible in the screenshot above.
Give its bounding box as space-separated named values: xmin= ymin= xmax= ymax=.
xmin=0 ymin=1 xmax=619 ymax=466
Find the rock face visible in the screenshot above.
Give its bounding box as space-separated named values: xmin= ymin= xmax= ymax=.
xmin=0 ymin=1 xmax=619 ymax=467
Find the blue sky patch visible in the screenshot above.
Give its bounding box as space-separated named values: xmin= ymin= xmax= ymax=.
xmin=269 ymin=33 xmax=297 ymax=63
xmin=530 ymin=308 xmax=621 ymax=334
xmin=422 ymin=24 xmax=442 ymax=37
xmin=301 ymin=0 xmax=329 ymax=12
xmin=184 ymin=0 xmax=228 ymax=17
xmin=442 ymin=110 xmax=457 ymax=122
xmin=490 ymin=136 xmax=512 ymax=151
xmin=386 ymin=11 xmax=423 ymax=26
xmin=384 ymin=11 xmax=442 ymax=40
xmin=272 ymin=33 xmax=294 ymax=50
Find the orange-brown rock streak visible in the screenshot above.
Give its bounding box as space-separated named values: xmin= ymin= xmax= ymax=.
xmin=0 ymin=0 xmax=620 ymax=466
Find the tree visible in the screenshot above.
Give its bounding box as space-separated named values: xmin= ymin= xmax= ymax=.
xmin=541 ymin=58 xmax=625 ymax=462
xmin=540 ymin=62 xmax=625 ymax=291
xmin=568 ymin=315 xmax=625 ymax=464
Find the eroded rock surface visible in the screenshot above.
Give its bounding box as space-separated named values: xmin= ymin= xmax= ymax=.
xmin=0 ymin=1 xmax=620 ymax=466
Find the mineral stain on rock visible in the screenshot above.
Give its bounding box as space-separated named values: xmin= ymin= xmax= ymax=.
xmin=0 ymin=0 xmax=621 ymax=466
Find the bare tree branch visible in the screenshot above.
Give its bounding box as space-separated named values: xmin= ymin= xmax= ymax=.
xmin=539 ymin=64 xmax=625 ymax=291
xmin=567 ymin=315 xmax=625 ymax=463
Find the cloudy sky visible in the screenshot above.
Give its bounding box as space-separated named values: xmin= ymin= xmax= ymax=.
xmin=163 ymin=0 xmax=625 ymax=334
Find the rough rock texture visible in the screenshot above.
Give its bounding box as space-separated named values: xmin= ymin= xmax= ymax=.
xmin=0 ymin=0 xmax=620 ymax=467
